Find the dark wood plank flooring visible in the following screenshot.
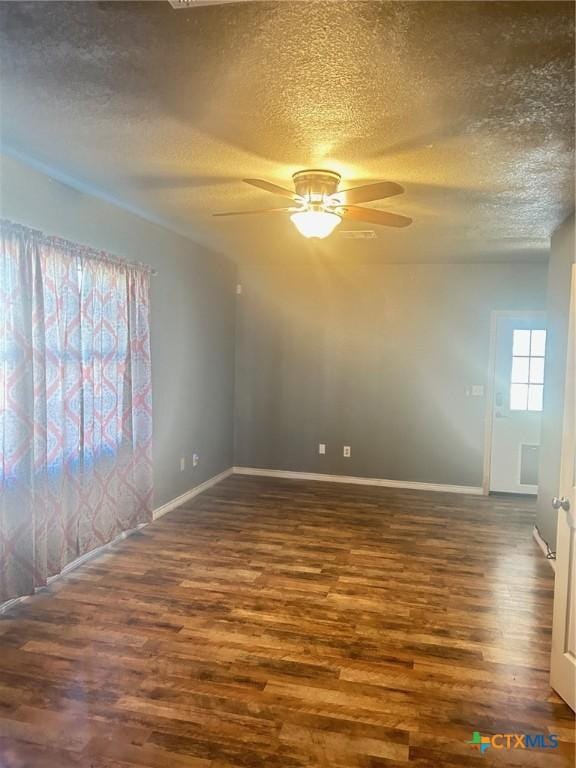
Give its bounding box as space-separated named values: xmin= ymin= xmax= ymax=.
xmin=0 ymin=475 xmax=574 ymax=767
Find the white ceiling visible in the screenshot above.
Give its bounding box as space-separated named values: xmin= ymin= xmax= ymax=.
xmin=0 ymin=1 xmax=574 ymax=263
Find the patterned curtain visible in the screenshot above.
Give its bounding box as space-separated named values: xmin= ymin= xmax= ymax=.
xmin=0 ymin=220 xmax=153 ymax=603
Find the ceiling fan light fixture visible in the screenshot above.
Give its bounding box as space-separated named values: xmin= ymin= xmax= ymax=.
xmin=290 ymin=210 xmax=342 ymax=239
xmin=215 ymin=171 xmax=412 ymax=232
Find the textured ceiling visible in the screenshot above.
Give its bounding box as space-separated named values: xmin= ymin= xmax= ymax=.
xmin=0 ymin=1 xmax=574 ymax=264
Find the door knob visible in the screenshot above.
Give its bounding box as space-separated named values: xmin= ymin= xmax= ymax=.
xmin=552 ymin=496 xmax=571 ymax=512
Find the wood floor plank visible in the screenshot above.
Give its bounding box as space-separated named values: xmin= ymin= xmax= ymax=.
xmin=0 ymin=476 xmax=574 ymax=766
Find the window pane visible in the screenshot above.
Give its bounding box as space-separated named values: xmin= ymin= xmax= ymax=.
xmin=511 ymin=356 xmax=529 ymax=383
xmin=510 ymin=383 xmax=528 ymax=410
xmin=527 ymin=384 xmax=544 ymax=412
xmin=529 ymin=356 xmax=545 ymax=384
xmin=530 ymin=329 xmax=546 ymax=357
xmin=513 ymin=330 xmax=531 ymax=356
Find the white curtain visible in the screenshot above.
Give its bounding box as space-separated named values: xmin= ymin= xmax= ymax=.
xmin=0 ymin=220 xmax=153 ymax=603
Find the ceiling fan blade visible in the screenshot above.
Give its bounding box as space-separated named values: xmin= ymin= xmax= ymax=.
xmin=337 ymin=181 xmax=404 ymax=205
xmin=213 ymin=206 xmax=295 ymax=217
xmin=342 ymin=205 xmax=412 ymax=228
xmin=243 ymin=178 xmax=299 ymax=200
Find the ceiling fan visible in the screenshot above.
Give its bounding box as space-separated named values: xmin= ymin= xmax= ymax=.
xmin=213 ymin=170 xmax=413 ymax=239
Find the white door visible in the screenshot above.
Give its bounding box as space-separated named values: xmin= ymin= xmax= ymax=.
xmin=550 ymin=268 xmax=576 ymax=712
xmin=489 ymin=314 xmax=547 ymax=493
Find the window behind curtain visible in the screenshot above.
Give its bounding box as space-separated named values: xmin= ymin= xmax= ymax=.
xmin=0 ymin=220 xmax=153 ymax=604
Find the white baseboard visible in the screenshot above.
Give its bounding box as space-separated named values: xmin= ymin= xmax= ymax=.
xmin=532 ymin=525 xmax=556 ymax=572
xmin=153 ymin=467 xmax=233 ymax=520
xmin=232 ymin=467 xmax=483 ymax=495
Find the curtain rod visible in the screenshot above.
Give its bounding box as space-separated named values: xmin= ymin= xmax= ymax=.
xmin=0 ymin=219 xmax=158 ymax=276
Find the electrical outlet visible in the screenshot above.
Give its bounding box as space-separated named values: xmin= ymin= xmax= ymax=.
xmin=318 ymin=443 xmax=326 ymax=455
xmin=180 ymin=457 xmax=186 ymax=472
xmin=343 ymin=446 xmax=351 ymax=458
xmin=192 ymin=453 xmax=199 ymax=467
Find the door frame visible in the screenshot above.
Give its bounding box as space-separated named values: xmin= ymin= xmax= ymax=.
xmin=482 ymin=309 xmax=547 ymax=495
xmin=550 ymin=264 xmax=576 ymax=710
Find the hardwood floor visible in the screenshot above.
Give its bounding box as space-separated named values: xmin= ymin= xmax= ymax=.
xmin=0 ymin=475 xmax=574 ymax=767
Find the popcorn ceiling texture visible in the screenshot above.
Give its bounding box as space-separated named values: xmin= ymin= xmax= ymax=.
xmin=0 ymin=1 xmax=573 ymax=263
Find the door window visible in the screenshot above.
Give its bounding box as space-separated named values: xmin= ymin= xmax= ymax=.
xmin=510 ymin=329 xmax=546 ymax=411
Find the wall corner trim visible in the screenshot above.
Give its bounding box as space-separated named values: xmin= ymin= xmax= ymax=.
xmin=532 ymin=525 xmax=556 ymax=572
xmin=232 ymin=467 xmax=483 ymax=495
xmin=153 ymin=468 xmax=233 ymax=520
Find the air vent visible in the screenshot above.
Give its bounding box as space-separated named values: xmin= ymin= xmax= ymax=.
xmin=520 ymin=444 xmax=540 ymax=486
xmin=339 ymin=230 xmax=377 ymax=240
xmin=168 ymin=0 xmax=252 ymax=8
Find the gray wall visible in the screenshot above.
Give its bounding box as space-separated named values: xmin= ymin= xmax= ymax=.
xmin=0 ymin=154 xmax=236 ymax=508
xmin=235 ymin=257 xmax=547 ymax=487
xmin=537 ymin=213 xmax=575 ymax=549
